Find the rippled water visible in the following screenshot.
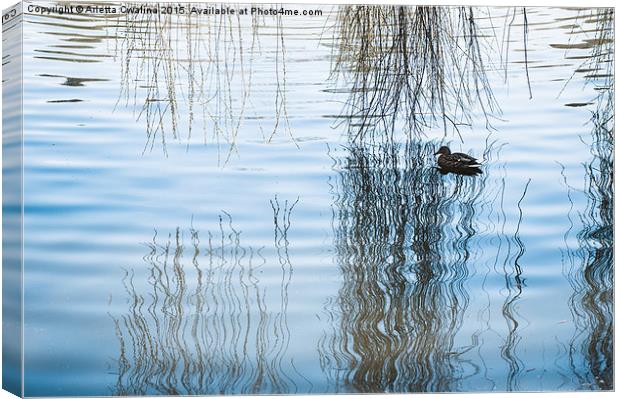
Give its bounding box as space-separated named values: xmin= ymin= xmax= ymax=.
xmin=2 ymin=2 xmax=613 ymax=395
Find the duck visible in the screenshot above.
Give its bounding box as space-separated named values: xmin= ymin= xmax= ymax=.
xmin=434 ymin=146 xmax=482 ymax=175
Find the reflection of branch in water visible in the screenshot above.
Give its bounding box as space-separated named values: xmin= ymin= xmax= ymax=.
xmin=563 ymin=126 xmax=613 ymax=390
xmin=501 ymin=7 xmax=532 ymax=98
xmin=320 ymin=141 xmax=498 ymax=392
xmin=268 ymin=18 xmax=296 ymax=147
xmin=585 ymin=9 xmax=614 ymax=129
xmin=521 ymin=8 xmax=532 ymax=99
xmin=111 ymin=205 xmax=304 ymax=394
xmin=268 ymin=196 xmax=309 ymax=390
xmin=115 ymin=5 xmax=291 ymax=159
xmin=561 ymin=9 xmax=613 ymax=391
xmin=557 ymin=9 xmax=614 ymax=101
xmin=271 ymin=196 xmax=299 ymax=266
xmin=332 ymin=6 xmax=499 ymax=142
xmin=499 ymin=178 xmax=530 ymax=392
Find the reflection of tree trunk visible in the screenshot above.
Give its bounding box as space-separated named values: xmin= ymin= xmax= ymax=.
xmin=111 ymin=202 xmax=301 ymax=394
xmin=320 ymin=141 xmax=494 ymax=392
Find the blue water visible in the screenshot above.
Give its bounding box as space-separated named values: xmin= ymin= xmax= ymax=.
xmin=4 ymin=3 xmax=614 ymax=395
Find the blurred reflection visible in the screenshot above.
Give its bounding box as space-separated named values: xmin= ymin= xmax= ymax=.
xmin=38 ymin=73 xmax=109 ymax=87
xmin=111 ymin=200 xmax=304 ymax=394
xmin=320 ymin=139 xmax=498 ymax=392
xmin=564 ymin=9 xmax=613 ymax=391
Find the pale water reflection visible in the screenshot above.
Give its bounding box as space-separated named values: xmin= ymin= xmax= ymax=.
xmin=112 ymin=198 xmax=303 ymax=395
xmin=7 ymin=2 xmax=614 ymax=395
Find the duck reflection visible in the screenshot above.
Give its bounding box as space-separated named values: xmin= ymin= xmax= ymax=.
xmin=111 ymin=199 xmax=303 ymax=395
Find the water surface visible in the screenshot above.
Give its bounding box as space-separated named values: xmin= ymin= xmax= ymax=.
xmin=8 ymin=3 xmax=614 ymax=395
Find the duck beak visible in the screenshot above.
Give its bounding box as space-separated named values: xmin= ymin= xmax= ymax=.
xmin=434 ymin=150 xmax=441 ymax=155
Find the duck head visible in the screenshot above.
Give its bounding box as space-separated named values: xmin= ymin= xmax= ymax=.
xmin=434 ymin=146 xmax=451 ymax=156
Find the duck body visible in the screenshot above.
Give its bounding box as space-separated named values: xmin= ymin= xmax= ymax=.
xmin=435 ymin=146 xmax=482 ymax=175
